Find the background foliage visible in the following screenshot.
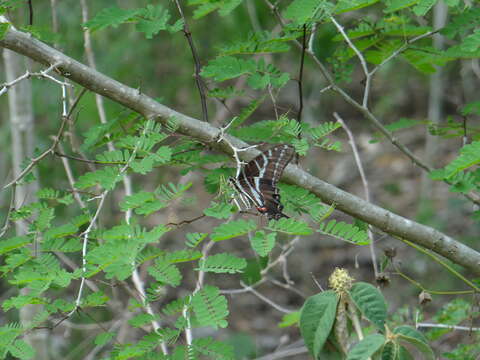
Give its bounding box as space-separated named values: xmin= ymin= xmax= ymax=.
xmin=1 ymin=0 xmax=480 ymax=359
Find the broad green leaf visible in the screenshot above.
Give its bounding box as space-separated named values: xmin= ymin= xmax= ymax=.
xmin=349 ymin=282 xmax=387 ymax=331
xmin=299 ymin=290 xmax=339 ymax=358
xmin=381 ymin=341 xmax=398 ymax=360
xmin=394 ymin=326 xmax=434 ymax=360
xmin=196 ymin=253 xmax=246 ymax=274
xmin=346 ymin=334 xmax=385 ymax=360
xmin=211 ymin=219 xmax=257 ymax=241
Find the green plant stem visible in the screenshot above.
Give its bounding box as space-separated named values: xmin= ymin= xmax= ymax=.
xmin=400 ymin=237 xmax=480 ymax=292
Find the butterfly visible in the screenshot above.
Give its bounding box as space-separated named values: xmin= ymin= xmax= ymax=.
xmin=229 ymin=144 xmax=294 ymax=220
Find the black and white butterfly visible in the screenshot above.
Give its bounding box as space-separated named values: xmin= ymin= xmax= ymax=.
xmin=230 ymin=144 xmax=295 ymax=220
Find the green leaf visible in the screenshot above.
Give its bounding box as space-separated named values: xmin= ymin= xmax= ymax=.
xmin=229 ymin=95 xmax=267 ymax=128
xmin=189 ymin=0 xmax=243 ymax=19
xmin=284 ymin=0 xmax=327 ymax=24
xmin=384 ymin=0 xmax=418 ymax=13
xmin=84 ymin=6 xmax=141 ymax=31
xmin=349 ymin=282 xmax=387 ymax=331
xmin=335 ymin=0 xmax=380 ymax=13
xmin=394 ymin=326 xmax=434 ymax=360
xmin=220 ymin=31 xmax=291 ymax=56
xmin=443 ymin=141 xmax=480 ymax=178
xmin=201 ymin=56 xmax=256 ymax=82
xmin=346 ymin=334 xmax=385 ymax=360
xmin=0 ymin=22 xmax=9 ymax=40
xmin=278 ymin=311 xmax=300 ymax=328
xmin=266 ymin=218 xmax=313 ymax=235
xmin=211 ymin=219 xmax=257 ymax=241
xmin=75 ymin=166 xmax=121 ymax=190
xmin=413 ymin=0 xmax=436 ymax=15
xmin=8 ymin=339 xmax=35 ymax=360
xmin=147 ymin=258 xmax=182 ymax=286
xmin=197 ymin=253 xmax=246 ymax=274
xmin=120 ymin=191 xmax=155 ymax=211
xmin=318 ymin=220 xmax=370 ymax=245
xmin=191 ymin=285 xmax=229 ymax=328
xmin=381 ymin=341 xmax=399 ymax=360
xmin=164 ymin=249 xmax=202 ymax=263
xmin=128 ymin=313 xmax=157 ymax=328
xmin=185 ymin=232 xmax=208 ymax=248
xmin=191 ymin=337 xmax=234 ymax=360
xmin=0 ymin=236 xmax=31 ymax=255
xmin=204 ymin=201 xmax=235 ymax=219
xmin=250 ymin=231 xmax=276 ymax=257
xmin=135 ymin=5 xmax=183 ymax=39
xmin=299 ymin=290 xmax=339 ymax=358
xmin=44 ymin=223 xmax=78 ymax=241
xmin=83 ymin=291 xmax=109 ymax=307
xmin=441 ymin=7 xmax=480 ymax=38
xmin=94 ymin=332 xmax=116 ymax=346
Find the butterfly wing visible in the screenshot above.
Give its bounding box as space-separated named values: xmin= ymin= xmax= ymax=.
xmin=234 ymin=145 xmax=294 ymax=219
xmin=241 ymin=145 xmax=294 ymax=184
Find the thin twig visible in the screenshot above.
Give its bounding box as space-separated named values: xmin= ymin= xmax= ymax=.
xmin=3 ymin=111 xmax=69 ymax=189
xmin=369 ymin=30 xmax=438 ymax=78
xmin=28 ymin=0 xmax=34 ymax=25
xmin=297 ymin=24 xmax=306 ymax=124
xmin=334 ymin=113 xmax=378 ymax=277
xmin=254 ymin=345 xmax=308 ymax=360
xmin=174 ymin=0 xmax=209 ymax=123
xmin=416 ymin=323 xmax=480 ymax=332
xmin=0 ymin=62 xmax=67 ymax=96
xmin=0 ymin=185 xmax=16 ymax=238
xmin=240 ymin=281 xmax=293 ymax=313
xmin=329 ymin=16 xmax=370 ymax=107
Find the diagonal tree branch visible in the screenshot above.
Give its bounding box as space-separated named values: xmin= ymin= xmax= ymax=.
xmin=1 ymin=22 xmax=479 ymax=275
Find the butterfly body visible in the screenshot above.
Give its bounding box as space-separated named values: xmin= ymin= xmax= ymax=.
xmin=230 ymin=144 xmax=294 ymax=220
